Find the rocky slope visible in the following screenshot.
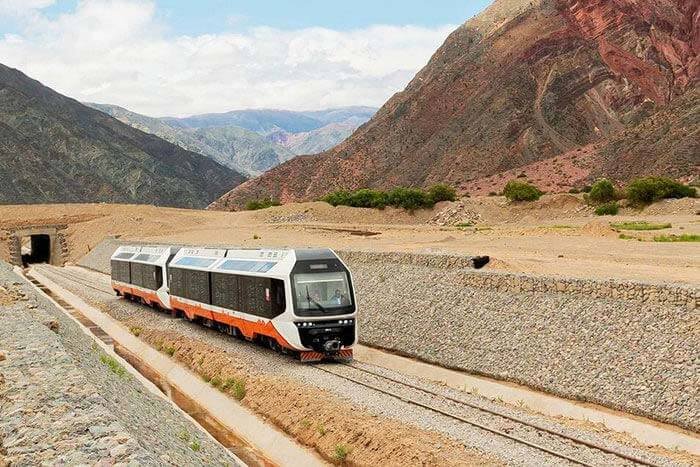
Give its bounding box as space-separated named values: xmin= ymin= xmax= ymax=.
xmin=88 ymin=103 xmax=295 ymax=176
xmin=0 ymin=64 xmax=245 ymax=208
xmin=211 ymin=0 xmax=699 ymax=209
xmin=91 ymin=104 xmax=375 ymax=176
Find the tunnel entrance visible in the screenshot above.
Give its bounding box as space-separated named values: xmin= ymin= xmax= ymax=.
xmin=21 ymin=234 xmax=52 ymax=266
xmin=4 ymin=225 xmax=67 ymax=267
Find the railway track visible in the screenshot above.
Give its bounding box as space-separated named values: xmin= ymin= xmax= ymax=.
xmin=35 ymin=265 xmax=669 ymax=466
xmin=314 ymin=362 xmax=661 ymax=467
xmin=35 ymin=266 xmax=116 ymax=297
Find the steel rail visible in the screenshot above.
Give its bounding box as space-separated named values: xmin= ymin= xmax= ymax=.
xmin=315 ymin=363 xmax=659 ymax=467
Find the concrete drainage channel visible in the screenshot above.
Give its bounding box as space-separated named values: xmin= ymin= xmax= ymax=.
xmin=22 ymin=268 xmax=325 ymax=467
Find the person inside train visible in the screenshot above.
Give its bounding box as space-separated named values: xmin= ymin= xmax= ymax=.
xmin=331 ymin=289 xmax=343 ymax=305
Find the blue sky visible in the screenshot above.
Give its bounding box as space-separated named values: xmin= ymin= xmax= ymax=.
xmin=0 ymin=0 xmax=492 ymax=115
xmin=37 ymin=0 xmax=492 ymax=34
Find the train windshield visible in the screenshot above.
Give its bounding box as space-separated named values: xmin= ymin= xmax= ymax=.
xmin=293 ymin=271 xmax=353 ymax=314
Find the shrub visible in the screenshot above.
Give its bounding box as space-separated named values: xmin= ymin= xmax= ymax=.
xmin=245 ymin=197 xmax=281 ymax=211
xmin=164 ymin=345 xmax=176 ymax=357
xmin=223 ymin=378 xmax=246 ymax=400
xmin=348 ymin=189 xmax=388 ymax=208
xmin=581 ymin=185 xmax=592 ymax=193
xmin=100 ymin=354 xmax=128 ymax=378
xmin=428 ymin=183 xmax=457 ymax=203
xmin=210 ymin=376 xmax=222 ymax=388
xmin=322 ymin=185 xmax=455 ymax=211
xmin=503 ymin=180 xmax=542 ymax=202
xmin=626 ymin=177 xmax=697 ymax=206
xmin=189 ymin=439 xmax=201 ymax=452
xmin=653 ymin=234 xmax=700 ymax=243
xmin=588 ymin=178 xmax=616 ymax=204
xmin=387 ymin=187 xmax=434 ymax=210
xmin=595 ymin=201 xmax=619 ymax=216
xmin=334 ymin=444 xmax=352 ymax=462
xmin=321 ymin=190 xmax=352 ymax=207
xmin=129 ymin=326 xmax=142 ymax=337
xmin=611 ymin=221 xmax=671 ymax=231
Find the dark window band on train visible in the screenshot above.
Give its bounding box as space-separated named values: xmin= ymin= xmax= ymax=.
xmin=170 ymin=267 xmax=286 ymax=319
xmin=110 ymin=260 xmax=131 ymax=283
xmin=130 ymin=262 xmax=163 ymax=290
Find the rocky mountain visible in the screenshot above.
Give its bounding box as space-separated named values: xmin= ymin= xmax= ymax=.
xmin=211 ymin=0 xmax=699 ymax=209
xmin=0 ymin=64 xmax=246 ymax=208
xmin=162 ymin=106 xmax=376 ymax=133
xmin=90 ymin=104 xmax=375 ymax=176
xmin=88 ymin=103 xmax=295 ymax=176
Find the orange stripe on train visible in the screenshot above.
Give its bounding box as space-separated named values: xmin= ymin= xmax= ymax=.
xmin=171 ymin=297 xmax=294 ymax=350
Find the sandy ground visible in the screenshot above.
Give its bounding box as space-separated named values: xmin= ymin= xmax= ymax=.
xmin=1 ymin=195 xmax=698 ymax=285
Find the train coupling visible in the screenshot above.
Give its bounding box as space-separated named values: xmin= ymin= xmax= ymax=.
xmin=323 ymin=339 xmax=342 ymax=352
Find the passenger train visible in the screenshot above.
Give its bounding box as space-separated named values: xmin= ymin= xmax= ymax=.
xmin=110 ymin=245 xmax=357 ymax=362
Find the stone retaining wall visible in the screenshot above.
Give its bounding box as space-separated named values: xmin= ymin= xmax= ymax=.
xmin=340 ymin=250 xmax=698 ymax=310
xmin=0 ymin=261 xmax=237 ymax=464
xmin=79 ymin=239 xmax=699 ymax=432
xmin=344 ymin=253 xmax=699 ymax=433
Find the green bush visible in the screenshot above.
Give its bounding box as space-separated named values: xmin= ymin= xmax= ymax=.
xmin=588 ymin=179 xmax=616 ymax=204
xmin=321 ymin=190 xmax=352 ymax=207
xmin=595 ymin=201 xmax=619 ymax=216
xmin=653 ymin=234 xmax=700 ymax=243
xmin=322 ymin=184 xmax=457 ymax=211
xmin=100 ymin=354 xmax=128 ymax=379
xmin=387 ymin=187 xmax=434 ymax=210
xmin=334 ymin=444 xmax=352 ymax=462
xmin=348 ymin=189 xmax=388 ymax=208
xmin=611 ymin=221 xmax=671 ymax=231
xmin=428 ymin=183 xmax=457 ymax=203
xmin=626 ymin=177 xmax=696 ymax=206
xmin=245 ymin=197 xmax=281 ymax=211
xmin=222 ymin=378 xmax=247 ymax=400
xmin=503 ymin=180 xmax=542 ymax=202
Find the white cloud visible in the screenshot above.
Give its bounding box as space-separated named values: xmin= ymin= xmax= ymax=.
xmin=0 ymin=0 xmax=455 ymax=116
xmin=0 ymin=0 xmax=55 ymax=16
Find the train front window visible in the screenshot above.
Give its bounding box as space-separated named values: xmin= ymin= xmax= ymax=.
xmin=293 ymin=272 xmax=353 ymax=313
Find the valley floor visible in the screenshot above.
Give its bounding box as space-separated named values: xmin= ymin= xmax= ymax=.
xmin=1 ymin=194 xmax=698 ymax=285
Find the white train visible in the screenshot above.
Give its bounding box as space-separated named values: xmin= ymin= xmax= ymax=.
xmin=110 ymin=245 xmax=357 ymax=362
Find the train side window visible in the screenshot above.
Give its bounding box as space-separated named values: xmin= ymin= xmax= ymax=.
xmin=211 ymin=272 xmax=239 ymax=311
xmin=110 ymin=260 xmax=130 ymax=283
xmin=271 ymin=279 xmax=286 ymax=315
xmin=154 ymin=266 xmax=163 ymax=289
xmin=169 ymin=267 xmax=186 ymax=297
xmin=184 ymin=269 xmax=211 ymax=304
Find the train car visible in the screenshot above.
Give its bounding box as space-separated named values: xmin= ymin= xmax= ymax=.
xmin=110 ymin=245 xmax=180 ymax=309
xmin=110 ymin=245 xmax=357 ymax=362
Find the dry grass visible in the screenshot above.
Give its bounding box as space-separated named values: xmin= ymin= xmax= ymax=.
xmin=136 ymin=328 xmax=499 ymax=466
xmin=611 ymin=221 xmax=671 ymax=231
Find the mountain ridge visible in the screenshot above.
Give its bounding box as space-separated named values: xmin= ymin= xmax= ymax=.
xmin=0 ymin=63 xmax=246 ymax=208
xmin=89 ymin=103 xmax=376 ymax=176
xmin=210 ymin=0 xmax=699 ymax=210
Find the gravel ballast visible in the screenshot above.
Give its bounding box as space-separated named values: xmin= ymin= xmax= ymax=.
xmin=0 ymin=261 xmax=239 ymax=466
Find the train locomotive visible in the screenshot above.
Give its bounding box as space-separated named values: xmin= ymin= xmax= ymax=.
xmin=110 ymin=245 xmax=357 ymax=362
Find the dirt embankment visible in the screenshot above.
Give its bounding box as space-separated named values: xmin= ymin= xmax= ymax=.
xmin=2 ymin=196 xmax=699 ymax=285
xmin=136 ymin=329 xmax=499 ymax=466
